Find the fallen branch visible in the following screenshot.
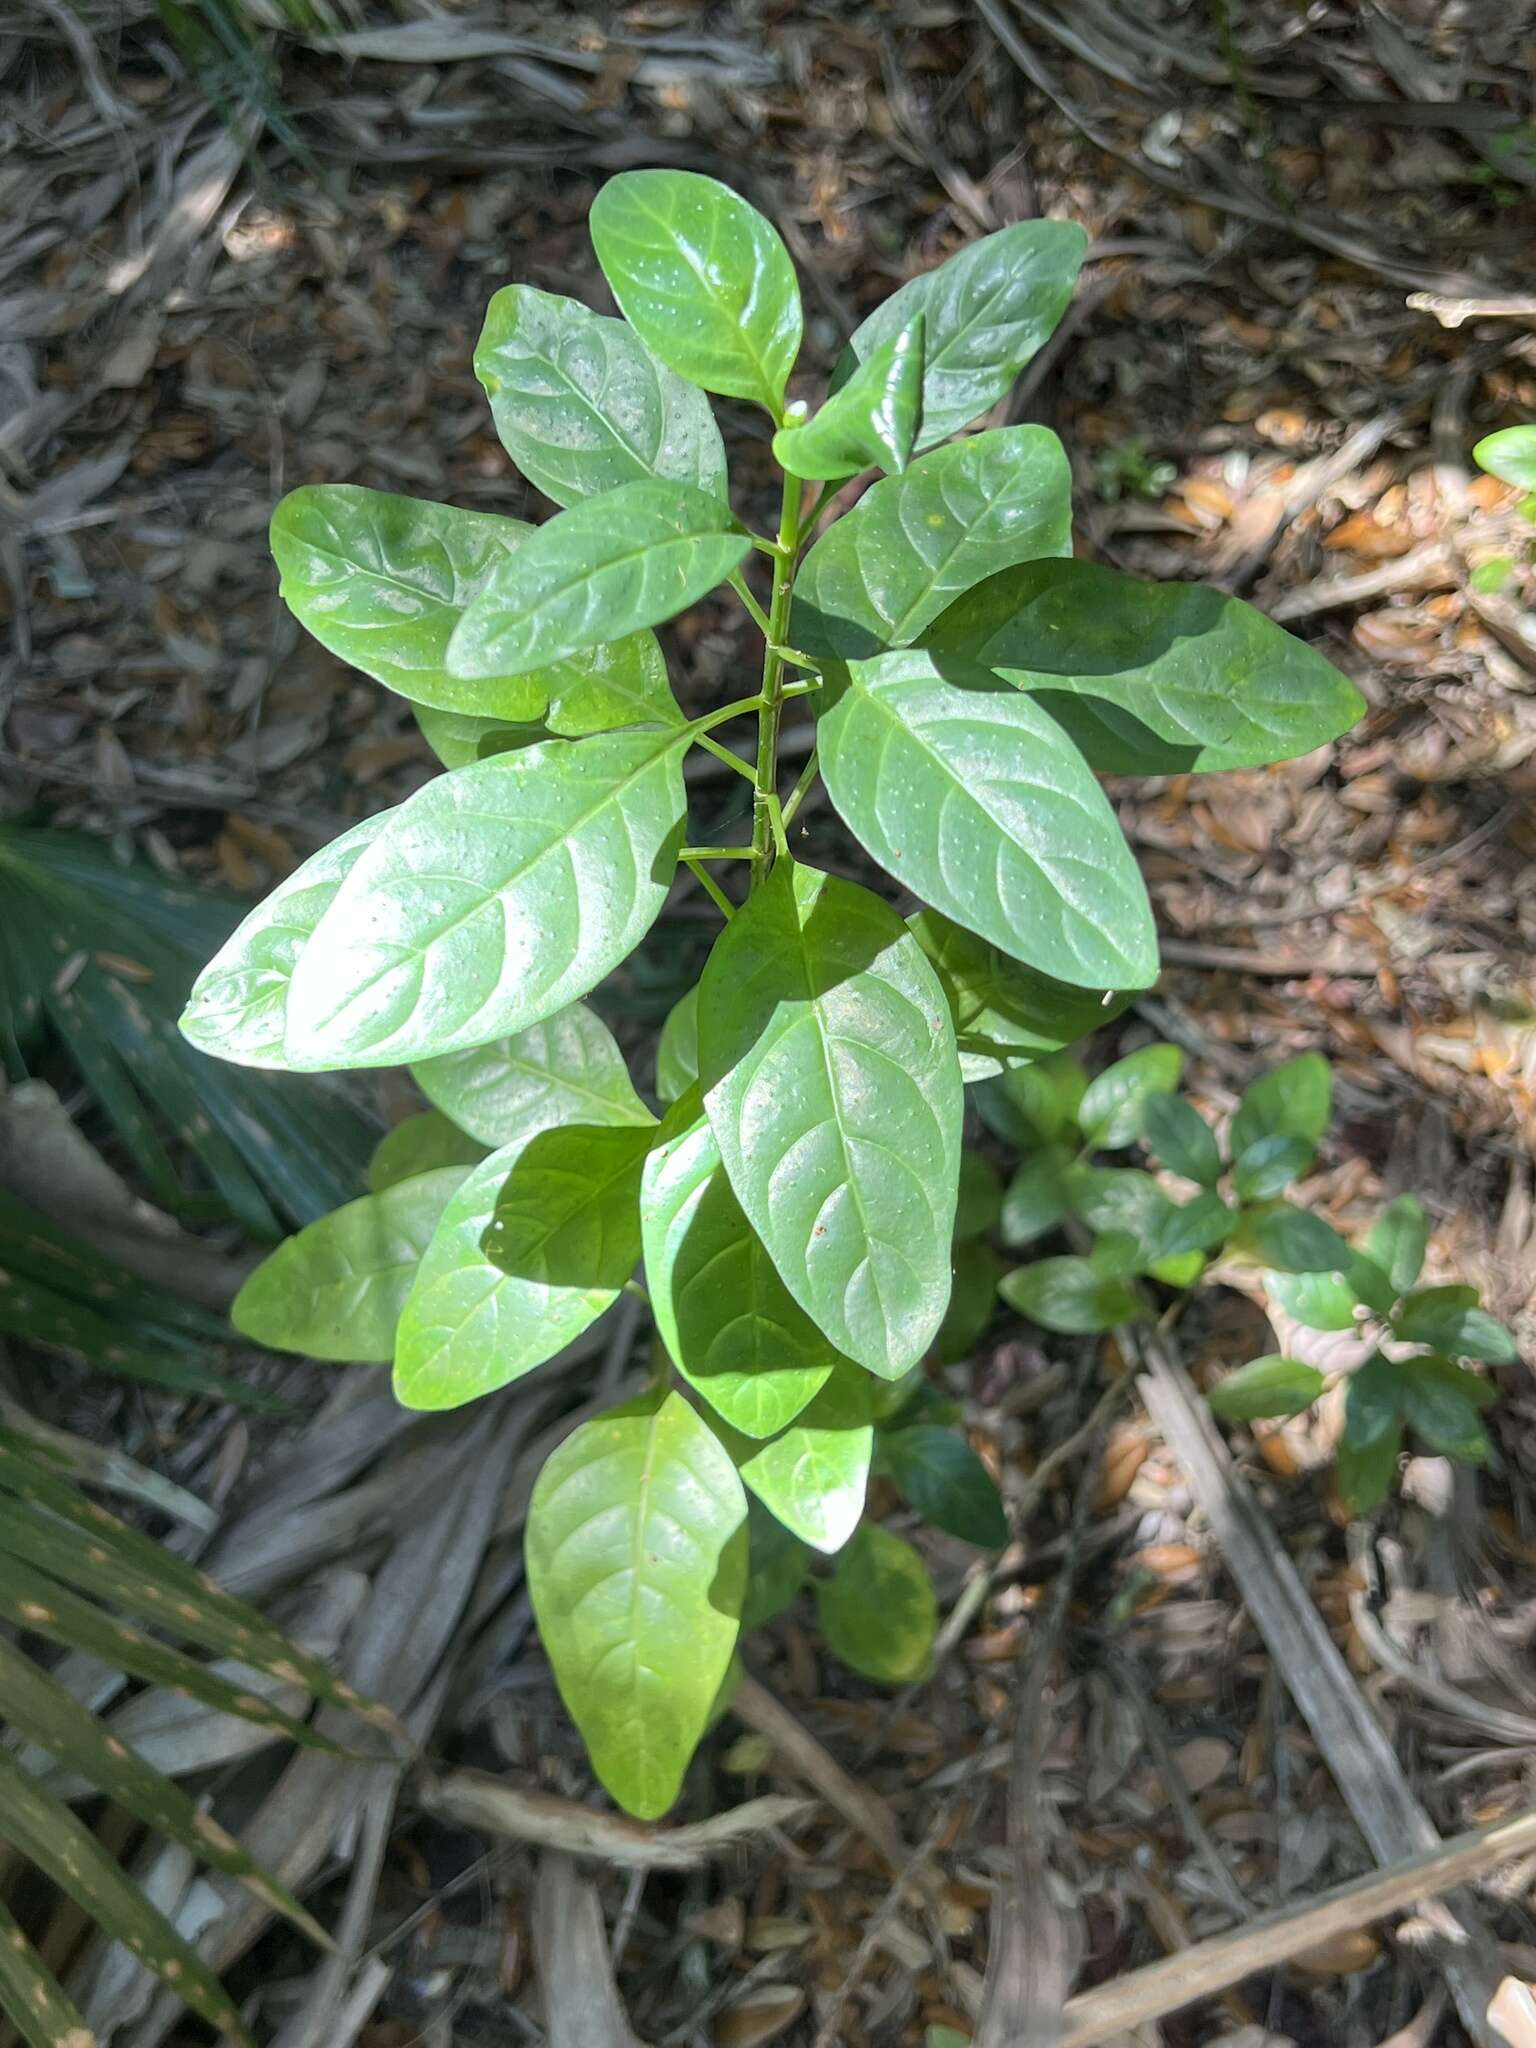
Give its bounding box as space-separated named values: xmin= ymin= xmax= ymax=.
xmin=419 ymin=1770 xmax=813 ymax=1870
xmin=1059 ymin=1805 xmax=1536 ymax=2047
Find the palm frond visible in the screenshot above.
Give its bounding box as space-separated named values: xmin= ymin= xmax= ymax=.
xmin=0 ymin=825 xmax=379 ymax=1236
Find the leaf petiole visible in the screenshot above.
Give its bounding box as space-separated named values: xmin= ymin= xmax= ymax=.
xmin=683 ymin=858 xmax=737 ymax=921
xmin=728 ymin=570 xmax=773 ymax=638
xmin=780 ymin=747 xmax=820 ymax=831
xmin=691 ymin=732 xmax=758 ymax=783
xmin=680 ymin=845 xmax=754 ymax=860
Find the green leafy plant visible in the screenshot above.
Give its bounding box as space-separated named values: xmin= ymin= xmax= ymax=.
xmin=1474 ymin=423 xmax=1536 ymax=523
xmin=991 ymin=1048 xmax=1513 ymax=1511
xmin=182 ymin=170 xmax=1365 ymax=1817
xmin=0 ymin=1424 xmax=383 ymax=2046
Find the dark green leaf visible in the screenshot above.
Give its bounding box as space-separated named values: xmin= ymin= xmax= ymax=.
xmin=698 ymin=863 xmax=963 ymax=1378
xmin=1206 ymin=1354 xmax=1326 ymax=1421
xmin=734 ymin=1366 xmax=875 ymax=1553
xmin=655 ymin=985 xmax=700 ymax=1104
xmin=231 ymin=1166 xmax=468 ymax=1362
xmin=0 ymin=1897 xmax=92 ymax=2048
xmin=974 ymin=1051 xmax=1087 ymax=1148
xmin=1394 ymin=1286 xmax=1517 ymax=1363
xmin=1473 ymin=425 xmax=1536 ymax=492
xmin=1231 ymin=1132 xmax=1314 ymax=1202
xmin=1064 ymin=1165 xmax=1175 ymax=1254
xmin=1152 ymin=1189 xmax=1236 ymax=1260
xmin=367 ymin=1110 xmax=486 ymax=1192
xmin=832 ymin=219 xmax=1087 ymax=450
xmin=1399 ymin=1356 xmax=1491 ymax=1460
xmin=1336 ymin=1421 xmax=1401 ymax=1514
xmin=412 ymin=1001 xmax=653 ymax=1147
xmin=742 ymin=1498 xmax=811 ymax=1631
xmin=1078 ymin=1045 xmax=1184 ymax=1149
xmin=999 ymin=1145 xmax=1073 ymax=1247
xmin=1246 ymin=1204 xmax=1353 ymax=1274
xmin=998 ymin=1255 xmax=1142 ymax=1333
xmin=794 ymin=427 xmax=1072 ymax=660
xmin=475 ymin=283 xmax=728 ymax=506
xmin=880 ymin=1423 xmax=1007 ymax=1546
xmin=640 ymin=1090 xmax=834 ymax=1438
xmin=1229 ymin=1053 xmax=1332 ymax=1157
xmin=394 ymin=1124 xmax=650 ymax=1410
xmin=773 ymin=315 xmax=924 ymax=479
xmin=1364 ymin=1194 xmax=1428 ymax=1297
xmin=285 ymin=729 xmax=688 ymax=1067
xmin=817 ymin=651 xmax=1158 ymax=991
xmin=590 ymin=169 xmax=801 ymax=413
xmin=1143 ymin=1093 xmax=1223 ymax=1186
xmin=414 ymin=705 xmax=535 ymax=770
xmin=1344 ymin=1353 xmax=1401 ymax=1448
xmin=937 ymin=1239 xmax=1002 ymax=1363
xmin=910 ymin=909 xmax=1127 ymax=1083
xmin=816 ymin=1523 xmax=937 ymax=1682
xmin=448 ymin=480 xmax=749 ymax=680
xmin=526 ymin=1387 xmax=747 ymax=1817
xmin=955 ymin=1150 xmax=1003 ymax=1242
xmin=922 ymin=560 xmax=1365 ymax=773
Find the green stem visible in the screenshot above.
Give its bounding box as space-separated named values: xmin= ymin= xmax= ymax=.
xmin=692 ymin=732 xmax=757 ymax=783
xmin=728 ymin=570 xmax=773 ymax=638
xmin=780 ymin=746 xmax=819 ymax=831
xmin=683 ymin=858 xmax=736 ymax=920
xmin=680 ymin=845 xmax=754 ymax=860
xmin=750 ymin=471 xmax=803 ymax=888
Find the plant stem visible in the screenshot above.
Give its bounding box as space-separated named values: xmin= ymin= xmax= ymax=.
xmin=780 ymin=746 xmax=819 ymax=831
xmin=728 ymin=569 xmax=773 ymax=638
xmin=692 ymin=732 xmax=757 ymax=783
xmin=683 ymin=858 xmax=736 ymax=920
xmin=750 ymin=470 xmax=803 ymax=888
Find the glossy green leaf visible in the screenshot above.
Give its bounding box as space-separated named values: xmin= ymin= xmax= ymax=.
xmin=1245 ymin=1203 xmax=1353 ymax=1275
xmin=1338 ymin=1355 xmax=1402 ymax=1509
xmin=999 ymin=1145 xmax=1072 ymax=1247
xmin=285 ymin=729 xmax=688 ymax=1067
xmin=540 ymin=628 xmax=683 ymax=736
xmin=414 ymin=705 xmax=535 ymax=770
xmin=998 ymin=1255 xmax=1142 ymax=1333
xmin=923 ymin=559 xmax=1365 ymax=774
xmin=412 ymin=1001 xmax=653 ymax=1147
xmin=368 ymin=1110 xmax=486 ymax=1192
xmin=817 ymin=650 xmax=1158 ymax=991
xmin=1265 ymin=1266 xmax=1363 ymax=1332
xmin=448 ymin=479 xmax=748 ymax=681
xmin=795 ymin=427 xmax=1072 ymax=661
xmin=955 ymin=1150 xmax=1003 ymax=1241
xmin=1473 ymin=424 xmax=1536 ymax=491
xmin=1365 ymin=1194 xmax=1428 ymax=1297
xmin=1394 ymin=1286 xmax=1517 ymax=1363
xmin=1079 ymin=1045 xmax=1184 ymax=1149
xmin=0 ymin=1639 xmax=325 ymax=1944
xmin=833 ymin=218 xmax=1087 ymax=450
xmin=475 ymin=283 xmax=728 ymax=506
xmin=699 ymin=863 xmax=963 ymax=1378
xmin=1231 ymin=1132 xmax=1314 ymax=1202
xmin=231 ymin=1166 xmax=468 ymax=1362
xmin=815 ymin=1523 xmax=936 ymax=1683
xmin=880 ymin=1423 xmax=1007 ymax=1546
xmin=0 ymin=1746 xmax=252 ymax=2044
xmin=1230 ymin=1054 xmax=1333 ymax=1158
xmin=1065 ymin=1165 xmax=1178 ymax=1265
xmin=975 ymin=1052 xmax=1087 ymax=1148
xmin=271 ymin=486 xmax=546 ymax=718
xmin=910 ymin=908 xmax=1126 ymax=1083
xmin=735 ymin=1366 xmax=875 ymax=1553
xmin=640 ymin=1090 xmax=835 ymax=1438
xmin=1143 ymin=1092 xmax=1222 ymax=1187
xmin=590 ymin=169 xmax=801 ymax=413
xmin=655 ymin=984 xmax=701 ymax=1104
xmin=179 ymin=811 xmax=390 ymax=1068
xmin=742 ymin=1497 xmax=811 ymax=1631
xmin=394 ymin=1125 xmax=650 ymax=1410
xmin=1399 ymin=1356 xmax=1491 ymax=1460
xmin=1349 ymin=1252 xmax=1402 ymax=1318
xmin=1153 ymin=1189 xmax=1236 ymax=1260
xmin=937 ymin=1238 xmax=1002 ymax=1362
xmin=773 ymin=315 xmax=924 ymax=479
xmin=1206 ymin=1355 xmax=1326 ymax=1421
xmin=526 ymin=1387 xmax=747 ymax=1818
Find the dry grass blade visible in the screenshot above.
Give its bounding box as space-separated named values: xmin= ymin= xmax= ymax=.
xmin=420 ymin=1771 xmax=814 ymax=1869
xmin=1132 ymin=1323 xmax=1508 ymax=2047
xmin=1060 ymin=1805 xmax=1536 ymax=2046
xmin=731 ymin=1671 xmax=909 ymax=1874
xmin=532 ymin=1850 xmax=647 ymax=2048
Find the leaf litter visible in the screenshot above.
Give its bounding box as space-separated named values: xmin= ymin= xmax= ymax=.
xmin=2 ymin=2 xmax=1536 ymax=2044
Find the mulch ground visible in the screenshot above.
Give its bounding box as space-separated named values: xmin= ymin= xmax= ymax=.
xmin=4 ymin=5 xmax=1536 ymax=2045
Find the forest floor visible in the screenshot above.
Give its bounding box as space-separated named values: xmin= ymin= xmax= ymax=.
xmin=5 ymin=4 xmax=1536 ymax=2046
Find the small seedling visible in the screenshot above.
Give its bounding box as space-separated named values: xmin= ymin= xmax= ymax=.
xmin=183 ymin=171 xmax=1365 ymax=1816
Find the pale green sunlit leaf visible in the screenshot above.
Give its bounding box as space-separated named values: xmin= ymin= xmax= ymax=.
xmin=367 ymin=1110 xmax=486 ymax=1192
xmin=772 ymin=315 xmax=924 ymax=480
xmin=815 ymin=1523 xmax=936 ymax=1682
xmin=412 ymin=1001 xmax=653 ymax=1148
